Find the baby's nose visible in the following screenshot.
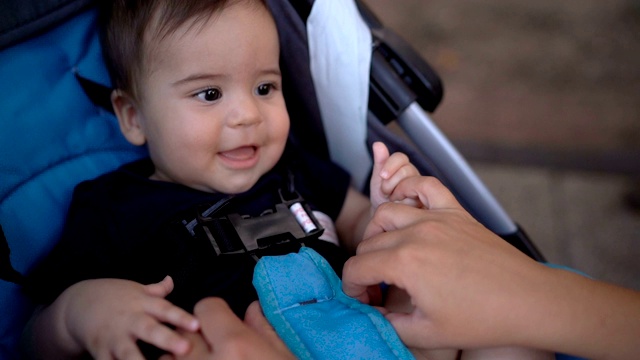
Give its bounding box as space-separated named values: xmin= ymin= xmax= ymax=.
xmin=228 ymin=97 xmax=261 ymax=127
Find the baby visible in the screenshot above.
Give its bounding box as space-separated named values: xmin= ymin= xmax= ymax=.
xmin=22 ymin=0 xmax=418 ymax=358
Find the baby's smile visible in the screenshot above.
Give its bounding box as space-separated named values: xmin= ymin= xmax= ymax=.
xmin=218 ymin=145 xmax=259 ymax=169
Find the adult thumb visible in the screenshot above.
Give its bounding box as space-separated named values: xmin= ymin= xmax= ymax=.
xmin=244 ymin=301 xmax=279 ymax=341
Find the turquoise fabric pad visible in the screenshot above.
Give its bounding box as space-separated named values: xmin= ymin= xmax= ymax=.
xmin=253 ymin=247 xmax=414 ymax=360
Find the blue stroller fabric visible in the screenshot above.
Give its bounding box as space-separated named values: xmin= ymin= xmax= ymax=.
xmin=0 ymin=8 xmax=146 ymax=358
xmin=253 ymin=247 xmax=415 ymax=360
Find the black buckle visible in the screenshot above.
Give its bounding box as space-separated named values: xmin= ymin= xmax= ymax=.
xmin=192 ymin=190 xmax=324 ymax=261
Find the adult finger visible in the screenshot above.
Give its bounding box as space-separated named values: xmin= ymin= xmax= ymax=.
xmin=385 ymin=311 xmax=435 ymax=349
xmin=361 ymin=202 xmax=433 ymax=243
xmin=194 ymin=298 xmax=247 ymax=345
xmin=388 ymin=176 xmax=463 ymax=211
xmin=244 ymin=302 xmax=291 ymax=353
xmin=342 ymin=247 xmax=405 ymax=301
xmin=243 ymin=301 xmax=273 ymax=336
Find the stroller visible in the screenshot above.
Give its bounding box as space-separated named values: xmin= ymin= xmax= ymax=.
xmin=1 ymin=0 xmax=551 ymax=358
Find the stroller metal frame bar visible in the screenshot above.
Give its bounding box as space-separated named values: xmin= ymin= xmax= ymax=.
xmin=397 ymin=102 xmax=517 ymax=236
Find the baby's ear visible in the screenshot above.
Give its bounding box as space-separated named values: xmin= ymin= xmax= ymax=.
xmin=111 ymin=90 xmax=147 ymax=146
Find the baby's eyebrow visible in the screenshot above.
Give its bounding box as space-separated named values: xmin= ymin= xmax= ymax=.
xmin=260 ymin=68 xmax=282 ymax=78
xmin=172 ymin=73 xmax=224 ymax=87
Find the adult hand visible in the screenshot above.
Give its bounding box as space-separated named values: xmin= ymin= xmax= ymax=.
xmin=160 ymin=299 xmax=294 ymax=360
xmin=342 ymin=176 xmax=549 ymax=350
xmin=343 ymin=176 xmax=640 ymax=359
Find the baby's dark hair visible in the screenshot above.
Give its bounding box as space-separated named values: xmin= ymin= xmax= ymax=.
xmin=99 ymin=0 xmax=267 ymax=100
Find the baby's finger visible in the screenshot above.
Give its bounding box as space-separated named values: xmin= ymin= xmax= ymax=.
xmin=144 ymin=275 xmax=174 ymax=298
xmin=370 ymin=142 xmax=391 ymax=204
xmin=111 ymin=340 xmax=147 ymax=360
xmin=145 ymin=298 xmax=200 ymax=332
xmin=131 ymin=316 xmax=192 ymax=356
xmin=93 ymin=349 xmax=119 ymax=360
xmin=380 ymin=165 xmax=420 ymax=196
xmin=379 ymin=152 xmax=415 ymax=180
xmin=372 ymin=141 xmax=390 ymax=169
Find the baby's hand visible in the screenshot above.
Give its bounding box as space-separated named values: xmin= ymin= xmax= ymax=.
xmin=369 ymin=142 xmax=420 ymax=210
xmin=62 ymin=276 xmax=199 ymax=359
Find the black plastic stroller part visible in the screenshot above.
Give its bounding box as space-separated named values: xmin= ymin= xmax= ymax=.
xmin=358 ymin=1 xmax=444 ymax=118
xmin=370 ymin=28 xmax=445 ymax=117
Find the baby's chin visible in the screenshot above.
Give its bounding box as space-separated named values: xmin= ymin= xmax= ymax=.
xmin=197 ymin=176 xmax=262 ymax=195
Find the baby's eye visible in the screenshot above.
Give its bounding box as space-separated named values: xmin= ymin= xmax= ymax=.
xmin=195 ymin=88 xmax=222 ymax=102
xmin=256 ymin=83 xmax=275 ymax=96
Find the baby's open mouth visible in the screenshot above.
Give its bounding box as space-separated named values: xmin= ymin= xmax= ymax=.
xmin=220 ymin=146 xmax=257 ymax=160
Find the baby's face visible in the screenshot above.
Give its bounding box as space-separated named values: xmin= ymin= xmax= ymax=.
xmin=135 ymin=1 xmax=289 ymax=194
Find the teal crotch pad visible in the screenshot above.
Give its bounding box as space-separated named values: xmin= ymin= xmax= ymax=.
xmin=253 ymin=247 xmax=414 ymax=360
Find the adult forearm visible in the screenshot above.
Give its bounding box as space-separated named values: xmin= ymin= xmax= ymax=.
xmin=516 ymin=268 xmax=640 ymax=359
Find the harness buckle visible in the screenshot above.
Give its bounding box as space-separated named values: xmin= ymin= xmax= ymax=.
xmin=189 ymin=188 xmax=324 ymax=261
